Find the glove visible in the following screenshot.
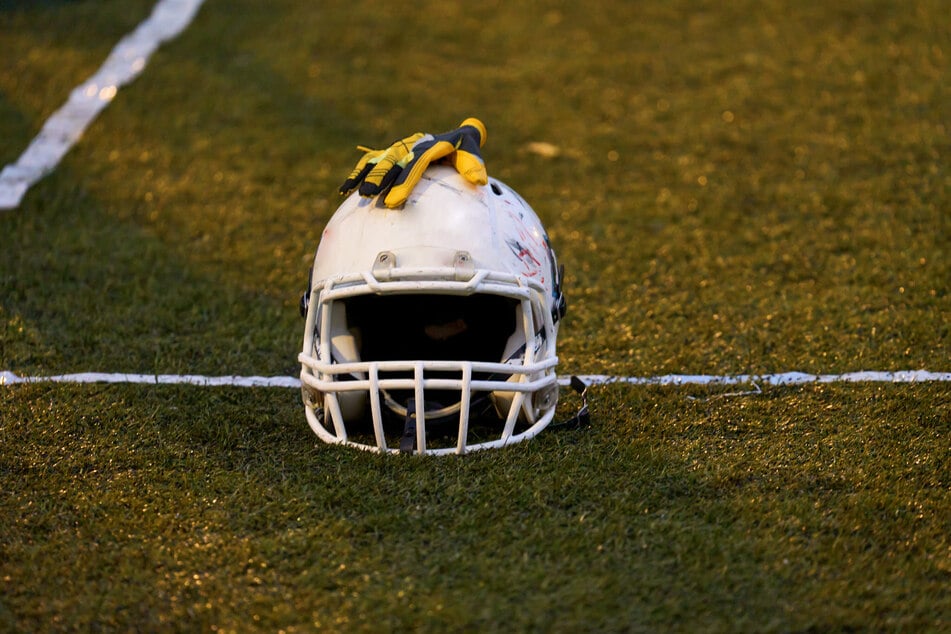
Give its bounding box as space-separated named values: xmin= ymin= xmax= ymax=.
xmin=339 ymin=118 xmax=488 ymax=208
xmin=338 ymin=132 xmax=424 ymax=200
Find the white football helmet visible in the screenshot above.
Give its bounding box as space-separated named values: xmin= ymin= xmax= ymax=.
xmin=298 ymin=165 xmax=566 ymax=455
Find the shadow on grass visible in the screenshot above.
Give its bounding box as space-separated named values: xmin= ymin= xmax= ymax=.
xmin=3 ymin=377 xmax=948 ymax=630
xmin=1 ymin=380 xmax=804 ymax=631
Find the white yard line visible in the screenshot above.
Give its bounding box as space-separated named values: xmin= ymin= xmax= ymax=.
xmin=0 ymin=0 xmax=206 ymax=210
xmin=1 ymin=370 xmax=948 ymax=388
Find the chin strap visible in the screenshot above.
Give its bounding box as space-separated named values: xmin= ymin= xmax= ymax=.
xmin=399 ymin=399 xmax=419 ymax=454
xmin=400 ymin=397 xmax=456 ymax=454
xmin=549 ymin=376 xmax=590 ymax=431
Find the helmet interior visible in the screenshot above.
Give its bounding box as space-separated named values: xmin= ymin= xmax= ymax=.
xmin=344 ymin=293 xmax=518 ymax=365
xmin=334 ymin=292 xmax=522 ymax=441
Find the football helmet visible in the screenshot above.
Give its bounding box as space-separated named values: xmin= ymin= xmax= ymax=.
xmin=298 ymin=165 xmax=567 ymax=455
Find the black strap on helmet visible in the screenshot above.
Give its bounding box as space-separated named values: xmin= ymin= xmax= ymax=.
xmin=399 ymin=397 xmax=460 ymax=454
xmin=549 ymin=376 xmax=590 ymax=431
xmin=399 ymin=399 xmax=419 ymax=453
xmin=552 ymin=264 xmax=567 ymax=324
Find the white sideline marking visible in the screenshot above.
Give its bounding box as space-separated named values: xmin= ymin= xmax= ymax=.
xmin=1 ymin=370 xmax=948 ymax=388
xmin=566 ymin=370 xmax=951 ymax=386
xmin=0 ymin=0 xmax=206 ymax=210
xmin=0 ymin=371 xmax=299 ymax=388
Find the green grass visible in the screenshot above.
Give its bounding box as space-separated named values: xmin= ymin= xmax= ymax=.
xmin=1 ymin=0 xmax=949 ymax=630
xmin=2 ymin=383 xmax=947 ymax=631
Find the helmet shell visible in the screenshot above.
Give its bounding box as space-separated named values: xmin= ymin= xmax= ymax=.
xmin=299 ymin=165 xmax=565 ymax=455
xmin=312 ymin=165 xmax=559 ymax=301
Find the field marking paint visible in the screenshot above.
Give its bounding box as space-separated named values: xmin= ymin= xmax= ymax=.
xmin=0 ymin=371 xmax=300 ymax=388
xmin=2 ymin=370 xmax=948 ymax=388
xmin=564 ymin=370 xmax=951 ymax=386
xmin=0 ymin=0 xmax=206 ymax=210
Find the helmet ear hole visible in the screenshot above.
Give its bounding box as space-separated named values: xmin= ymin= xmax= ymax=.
xmin=490 ymin=382 xmax=558 ymax=426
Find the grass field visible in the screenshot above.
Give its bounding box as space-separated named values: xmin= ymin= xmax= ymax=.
xmin=1 ymin=0 xmax=949 ymax=631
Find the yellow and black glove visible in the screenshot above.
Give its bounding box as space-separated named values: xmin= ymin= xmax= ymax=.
xmin=339 ymin=118 xmax=488 ymax=208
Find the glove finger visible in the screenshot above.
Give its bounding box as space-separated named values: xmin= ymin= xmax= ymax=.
xmin=360 ymin=133 xmax=424 ymax=194
xmin=377 ymin=163 xmax=404 ymax=192
xmin=432 ymin=118 xmax=485 ymax=147
xmin=340 ymin=161 xmax=374 ymax=194
xmin=359 ymin=163 xmax=405 ymax=196
xmin=454 ymin=130 xmax=484 ymax=157
xmin=361 ymin=152 xmax=403 ymax=194
xmin=339 ymin=149 xmax=381 ymax=194
xmin=365 ymin=137 xmax=434 ymax=197
xmin=450 ymin=130 xmax=486 ymax=185
xmin=452 ymin=149 xmax=487 ymax=186
xmin=383 ymin=140 xmax=455 ymax=208
xmin=457 ymin=117 xmax=487 ymax=147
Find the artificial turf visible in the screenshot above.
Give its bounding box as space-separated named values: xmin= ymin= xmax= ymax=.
xmin=1 ymin=0 xmax=948 ymax=630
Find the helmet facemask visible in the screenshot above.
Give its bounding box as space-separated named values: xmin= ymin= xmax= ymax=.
xmin=299 ymin=268 xmax=559 ymax=455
